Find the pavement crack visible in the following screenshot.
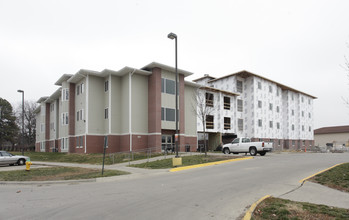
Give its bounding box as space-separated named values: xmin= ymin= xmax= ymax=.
xmin=278 ymin=181 xmax=305 ymax=197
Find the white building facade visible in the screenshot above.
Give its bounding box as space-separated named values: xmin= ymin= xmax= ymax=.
xmin=194 ymin=71 xmax=316 ymax=151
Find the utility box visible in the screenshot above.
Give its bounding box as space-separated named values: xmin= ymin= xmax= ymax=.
xmin=172 ymin=157 xmax=182 ymax=167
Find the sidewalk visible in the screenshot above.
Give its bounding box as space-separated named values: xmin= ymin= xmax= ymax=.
xmin=279 ymin=181 xmax=349 ymax=209
xmin=32 ymin=152 xmax=213 ymax=174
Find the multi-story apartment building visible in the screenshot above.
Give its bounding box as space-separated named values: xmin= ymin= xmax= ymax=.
xmin=35 ymin=62 xmax=198 ymax=153
xmin=194 ymin=71 xmax=316 ymax=151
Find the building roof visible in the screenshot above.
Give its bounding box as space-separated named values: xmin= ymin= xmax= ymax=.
xmin=193 ymin=74 xmax=216 ymax=82
xmin=314 ymin=125 xmax=349 ymax=134
xmin=55 ymin=74 xmax=74 ymax=86
xmin=141 ymin=62 xmax=193 ymax=77
xmin=208 ymin=70 xmax=317 ymax=99
xmin=36 ymin=96 xmax=49 ymax=103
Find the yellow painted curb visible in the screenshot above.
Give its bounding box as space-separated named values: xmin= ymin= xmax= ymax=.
xmin=243 ymin=195 xmax=271 ymax=220
xmin=169 ymin=157 xmax=253 ymax=172
xmin=299 ymin=163 xmax=344 ymax=183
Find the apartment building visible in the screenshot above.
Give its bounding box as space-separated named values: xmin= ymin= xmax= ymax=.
xmin=35 ymin=62 xmax=198 ymax=153
xmin=194 ymin=71 xmax=316 ymax=151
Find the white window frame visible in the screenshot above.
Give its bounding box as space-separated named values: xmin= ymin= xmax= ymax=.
xmin=61 ymin=112 xmax=68 ymax=125
xmin=61 ymin=88 xmax=69 ymax=101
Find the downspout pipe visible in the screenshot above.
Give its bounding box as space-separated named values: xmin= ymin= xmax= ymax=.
xmin=129 ymin=69 xmax=136 ymax=154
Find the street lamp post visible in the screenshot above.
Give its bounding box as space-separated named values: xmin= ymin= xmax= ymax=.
xmin=167 ymin=32 xmax=179 ymax=158
xmin=17 ymin=90 xmax=24 ymax=155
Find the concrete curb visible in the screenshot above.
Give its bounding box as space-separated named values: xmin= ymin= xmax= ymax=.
xmin=299 ymin=163 xmax=344 ymax=183
xmin=243 ymin=195 xmax=270 ymax=220
xmin=0 ymin=178 xmax=96 ymax=185
xmin=169 ymin=157 xmax=253 ymax=172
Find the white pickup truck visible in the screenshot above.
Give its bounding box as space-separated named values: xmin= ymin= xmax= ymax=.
xmin=222 ymin=137 xmax=273 ymax=156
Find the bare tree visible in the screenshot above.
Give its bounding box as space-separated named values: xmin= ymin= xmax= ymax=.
xmin=192 ymin=88 xmax=214 ymax=156
xmin=15 ymin=100 xmax=38 ymax=150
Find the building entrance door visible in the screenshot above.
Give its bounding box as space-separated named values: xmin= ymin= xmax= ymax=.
xmin=161 ymin=135 xmax=173 ymax=152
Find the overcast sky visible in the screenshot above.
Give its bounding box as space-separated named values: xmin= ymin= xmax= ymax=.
xmin=1 ymin=0 xmax=349 ymax=129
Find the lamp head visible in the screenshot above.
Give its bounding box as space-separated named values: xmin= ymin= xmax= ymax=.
xmin=17 ymin=90 xmax=24 ymax=93
xmin=167 ymin=32 xmax=177 ymax=40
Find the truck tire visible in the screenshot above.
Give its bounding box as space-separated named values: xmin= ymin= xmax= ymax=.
xmin=259 ymin=152 xmax=266 ymax=156
xmin=249 ymin=147 xmax=257 ymax=156
xmin=223 ymin=148 xmax=230 ymax=154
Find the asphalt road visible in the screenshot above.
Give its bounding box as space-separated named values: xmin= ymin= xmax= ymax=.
xmin=1 ymin=153 xmax=348 ymax=220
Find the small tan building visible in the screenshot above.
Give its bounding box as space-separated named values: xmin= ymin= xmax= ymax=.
xmin=314 ymin=125 xmax=349 ymax=148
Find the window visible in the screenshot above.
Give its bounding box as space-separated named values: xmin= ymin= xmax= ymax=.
xmin=77 ymin=111 xmax=79 ymax=121
xmin=166 ymin=108 xmax=175 ymax=121
xmin=269 ymin=103 xmax=273 ymax=111
xmin=291 ymin=94 xmax=294 ymax=101
xmin=62 ymin=88 xmax=69 ymax=101
xmin=278 ymin=139 xmax=281 ymax=146
xmin=238 ymin=118 xmax=243 ymax=131
xmin=81 ymin=83 xmax=84 ymax=94
xmin=258 ymin=100 xmax=262 ymax=108
xmin=308 ymin=99 xmax=311 ymax=105
xmin=104 ymin=108 xmax=108 ymax=119
xmin=258 ymin=119 xmax=262 ymax=127
xmin=40 ymin=123 xmax=45 ymax=133
xmin=206 ymin=115 xmax=214 ymax=129
xmin=105 ymin=80 xmax=109 ymax=92
xmin=292 ymin=124 xmax=295 ymax=131
xmin=50 ymin=103 xmax=54 ymax=112
xmin=269 ymin=121 xmax=273 ymax=128
xmin=61 ymin=137 xmax=69 ymax=151
xmin=50 ymin=122 xmax=54 ymax=130
xmin=302 ymin=125 xmax=304 ymax=131
xmin=237 ymin=99 xmax=243 ymax=112
xmin=269 ymin=85 xmax=272 ymax=93
xmin=224 ymin=97 xmax=230 ymax=110
xmin=309 ymin=113 xmax=311 ymax=118
xmin=206 ymin=93 xmax=214 ymax=107
xmin=236 ymin=80 xmax=243 ymax=93
xmin=161 ymin=78 xmax=176 ymax=95
xmin=77 ymin=85 xmax=80 ymax=95
xmin=161 ymin=107 xmax=176 ymax=122
xmin=232 ymin=138 xmax=239 ymax=144
xmin=77 ymin=109 xmax=84 ymax=121
xmin=309 ymin=126 xmax=312 ymax=132
xmin=40 ymin=142 xmax=45 ymax=151
xmin=301 ymin=97 xmax=304 ymax=102
xmin=224 ymin=117 xmax=231 ymax=130
xmin=242 ymin=138 xmax=251 ymax=143
xmin=277 ymin=89 xmax=279 ymax=96
xmin=258 ymin=81 xmax=262 ymax=89
xmin=276 ymin=106 xmax=280 ymax=113
xmin=277 ymin=122 xmax=280 ymax=129
xmin=292 ymin=109 xmax=294 ymax=116
xmin=292 ymin=140 xmax=295 ymax=146
xmin=61 ymin=112 xmax=68 ymax=125
xmin=76 ymin=136 xmax=83 ymax=148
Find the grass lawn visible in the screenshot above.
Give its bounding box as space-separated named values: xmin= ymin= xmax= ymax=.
xmin=129 ymin=155 xmax=242 ymax=169
xmin=10 ymin=151 xmax=164 ymax=165
xmin=0 ymin=167 xmax=129 ymax=181
xmin=252 ymin=197 xmax=349 ymax=220
xmin=309 ymin=163 xmax=349 ymax=192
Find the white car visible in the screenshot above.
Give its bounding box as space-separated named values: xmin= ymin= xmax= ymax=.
xmin=222 ymin=137 xmax=273 ymax=156
xmin=0 ymin=151 xmax=29 ymax=166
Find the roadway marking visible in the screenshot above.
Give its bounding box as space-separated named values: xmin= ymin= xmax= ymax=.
xmin=169 ymin=157 xmax=253 ymax=172
xmin=243 ymin=195 xmax=271 ymax=220
xmin=299 ymin=163 xmax=344 ymax=184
